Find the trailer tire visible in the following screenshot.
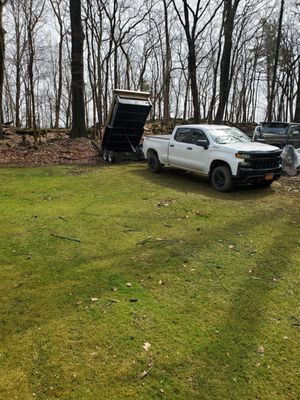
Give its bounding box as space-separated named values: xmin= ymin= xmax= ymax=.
xmin=148 ymin=151 xmax=162 ymax=173
xmin=211 ymin=165 xmax=233 ymax=192
xmin=108 ymin=151 xmax=116 ymax=164
xmin=103 ymin=149 xmax=109 ymax=162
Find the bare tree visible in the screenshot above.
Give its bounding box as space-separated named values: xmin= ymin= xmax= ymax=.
xmin=70 ymin=0 xmax=86 ymax=137
xmin=0 ymin=0 xmax=8 ymax=139
xmin=215 ymin=0 xmax=241 ymax=122
xmin=294 ymin=62 xmax=300 ymax=122
xmin=50 ymin=0 xmax=69 ymax=128
xmin=9 ymin=0 xmax=26 ymax=127
xmin=162 ymin=0 xmax=171 ymax=121
xmin=266 ymin=0 xmax=285 ymax=121
xmin=171 ymin=0 xmax=222 ymax=123
xmin=1 ymin=0 xmax=299 ymax=132
xmin=21 ymin=0 xmax=46 ymax=147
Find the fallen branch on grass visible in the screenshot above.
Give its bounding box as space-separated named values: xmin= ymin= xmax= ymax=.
xmin=50 ymin=233 xmax=81 ymax=242
xmin=58 ymin=216 xmax=68 ymax=222
xmin=136 ymin=236 xmax=183 ymax=245
xmin=137 ymin=236 xmax=153 ymax=245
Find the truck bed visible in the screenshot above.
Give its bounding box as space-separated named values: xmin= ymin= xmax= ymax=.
xmin=143 ymin=135 xmax=171 ymax=164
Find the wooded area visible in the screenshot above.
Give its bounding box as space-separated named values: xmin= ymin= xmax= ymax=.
xmin=0 ymin=0 xmax=299 ymax=138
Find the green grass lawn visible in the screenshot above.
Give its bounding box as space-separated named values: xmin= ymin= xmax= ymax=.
xmin=0 ymin=164 xmax=299 ymax=400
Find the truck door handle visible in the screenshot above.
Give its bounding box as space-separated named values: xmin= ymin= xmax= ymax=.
xmin=170 ymin=144 xmax=174 ymax=148
xmin=187 ymin=147 xmax=192 ymax=150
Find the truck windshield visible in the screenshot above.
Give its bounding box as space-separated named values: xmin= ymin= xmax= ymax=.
xmin=207 ymin=128 xmax=251 ymax=144
xmin=261 ymin=122 xmax=288 ymax=134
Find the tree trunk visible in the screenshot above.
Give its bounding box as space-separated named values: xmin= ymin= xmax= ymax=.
xmin=0 ymin=2 xmax=7 ymax=139
xmin=294 ymin=62 xmax=300 ymax=122
xmin=55 ymin=21 xmax=63 ymax=128
xmin=10 ymin=0 xmax=22 ymax=127
xmin=215 ymin=0 xmax=238 ymax=123
xmin=187 ymin=41 xmax=200 ymax=123
xmin=207 ymin=25 xmax=223 ymax=122
xmin=28 ymin=25 xmax=38 ymax=149
xmin=15 ymin=38 xmax=21 ymax=127
xmin=266 ymin=0 xmax=284 ymax=121
xmin=70 ymin=0 xmax=86 ymax=138
xmin=162 ymin=0 xmax=171 ymax=121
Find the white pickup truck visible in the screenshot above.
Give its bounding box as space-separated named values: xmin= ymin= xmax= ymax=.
xmin=143 ymin=125 xmax=282 ymax=192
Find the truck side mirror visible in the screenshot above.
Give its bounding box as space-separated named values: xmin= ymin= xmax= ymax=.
xmin=196 ymin=139 xmax=209 ymax=149
xmin=292 ymin=130 xmax=300 ymax=135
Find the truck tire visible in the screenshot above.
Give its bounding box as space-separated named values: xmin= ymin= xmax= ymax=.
xmin=148 ymin=151 xmax=162 ymax=173
xmin=211 ymin=165 xmax=234 ymax=192
xmin=108 ymin=151 xmax=116 ymax=163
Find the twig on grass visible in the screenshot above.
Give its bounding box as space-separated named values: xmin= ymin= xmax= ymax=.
xmin=50 ymin=233 xmax=81 ymax=242
xmin=291 ymin=316 xmax=300 ymax=327
xmin=136 ymin=236 xmax=183 ymax=245
xmin=137 ymin=236 xmax=153 ymax=245
xmin=139 ymin=365 xmax=153 ymax=379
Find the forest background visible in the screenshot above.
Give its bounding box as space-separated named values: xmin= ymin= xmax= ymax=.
xmin=0 ymin=0 xmax=299 ymax=140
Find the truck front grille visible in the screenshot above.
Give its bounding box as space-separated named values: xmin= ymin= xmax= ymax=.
xmin=241 ymin=150 xmax=282 ymax=170
xmin=250 ymin=159 xmax=280 ymax=169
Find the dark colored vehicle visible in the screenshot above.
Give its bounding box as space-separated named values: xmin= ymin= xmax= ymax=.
xmin=100 ymin=89 xmax=152 ymax=163
xmin=253 ymin=122 xmax=300 ymax=149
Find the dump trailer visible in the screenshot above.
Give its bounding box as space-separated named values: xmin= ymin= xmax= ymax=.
xmin=100 ymin=89 xmax=152 ymax=163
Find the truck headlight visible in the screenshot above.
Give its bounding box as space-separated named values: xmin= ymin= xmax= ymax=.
xmin=235 ymin=153 xmax=251 ymax=159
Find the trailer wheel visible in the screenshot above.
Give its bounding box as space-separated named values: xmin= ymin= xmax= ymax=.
xmin=211 ymin=165 xmax=233 ymax=192
xmin=108 ymin=151 xmax=116 ymax=164
xmin=103 ymin=149 xmax=109 ymax=162
xmin=148 ymin=151 xmax=162 ymax=173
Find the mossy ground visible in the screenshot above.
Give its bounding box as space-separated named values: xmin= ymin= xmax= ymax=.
xmin=0 ymin=164 xmax=299 ymax=400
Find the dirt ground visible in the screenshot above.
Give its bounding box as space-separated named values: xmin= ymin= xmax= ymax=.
xmin=0 ymin=130 xmax=102 ymax=167
xmin=1 ymin=129 xmax=299 ymax=191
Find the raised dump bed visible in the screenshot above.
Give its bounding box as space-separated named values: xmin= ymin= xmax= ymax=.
xmin=100 ymin=89 xmax=152 ymax=163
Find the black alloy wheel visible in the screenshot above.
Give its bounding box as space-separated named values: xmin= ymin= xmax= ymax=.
xmin=211 ymin=165 xmax=234 ymax=192
xmin=147 ymin=152 xmax=162 ymax=173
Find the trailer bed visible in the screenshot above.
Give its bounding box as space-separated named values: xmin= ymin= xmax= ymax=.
xmin=101 ymin=90 xmax=152 ymax=162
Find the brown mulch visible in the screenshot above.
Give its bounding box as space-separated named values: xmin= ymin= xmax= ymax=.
xmin=275 ymin=175 xmax=300 ymax=192
xmin=0 ymin=130 xmax=102 ymax=167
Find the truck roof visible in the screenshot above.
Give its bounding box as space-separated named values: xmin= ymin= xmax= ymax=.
xmin=176 ymin=124 xmax=233 ymax=129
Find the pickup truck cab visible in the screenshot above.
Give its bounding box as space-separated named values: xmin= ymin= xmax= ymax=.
xmin=252 ymin=122 xmax=300 ymax=148
xmin=143 ymin=125 xmax=282 ymax=192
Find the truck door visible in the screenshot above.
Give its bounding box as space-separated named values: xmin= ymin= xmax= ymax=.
xmin=168 ymin=127 xmax=194 ymax=169
xmin=169 ymin=128 xmax=210 ymax=172
xmin=184 ymin=129 xmax=210 ymax=172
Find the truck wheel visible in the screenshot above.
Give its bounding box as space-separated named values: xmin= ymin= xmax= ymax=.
xmin=148 ymin=152 xmax=162 ymax=173
xmin=211 ymin=165 xmax=233 ymax=192
xmin=108 ymin=151 xmax=116 ymax=163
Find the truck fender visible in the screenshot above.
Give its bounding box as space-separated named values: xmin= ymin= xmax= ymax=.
xmin=147 ymin=148 xmax=159 ymax=159
xmin=209 ymin=160 xmax=233 ymax=178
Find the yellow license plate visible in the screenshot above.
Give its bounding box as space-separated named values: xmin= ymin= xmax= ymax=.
xmin=265 ymin=174 xmax=274 ymax=180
